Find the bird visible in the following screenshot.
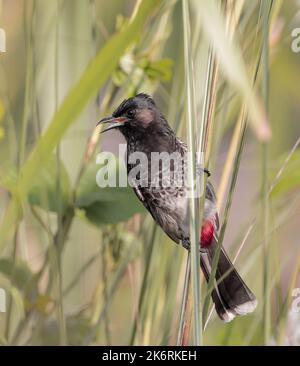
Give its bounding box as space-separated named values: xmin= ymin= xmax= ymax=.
xmin=98 ymin=93 xmax=257 ymax=322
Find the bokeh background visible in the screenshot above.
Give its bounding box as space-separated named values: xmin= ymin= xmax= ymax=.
xmin=0 ymin=0 xmax=300 ymax=345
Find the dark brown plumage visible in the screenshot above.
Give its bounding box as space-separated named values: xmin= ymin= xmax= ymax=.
xmin=98 ymin=93 xmax=257 ymax=322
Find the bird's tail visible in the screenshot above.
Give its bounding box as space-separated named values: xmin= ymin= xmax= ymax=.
xmin=200 ymin=240 xmax=257 ymax=322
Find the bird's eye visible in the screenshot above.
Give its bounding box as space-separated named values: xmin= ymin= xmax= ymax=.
xmin=126 ymin=109 xmax=135 ymax=119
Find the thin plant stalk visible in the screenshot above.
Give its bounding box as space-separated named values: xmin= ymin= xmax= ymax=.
xmin=216 ymin=108 xmax=244 ymax=211
xmin=195 ymin=42 xmax=219 ymax=334
xmin=200 ymin=49 xmax=219 ymax=165
xmin=176 ymin=253 xmax=190 ymax=345
xmin=217 ymin=0 xmax=262 ymax=211
xmin=101 ymin=231 xmax=111 ymax=345
xmin=4 ymin=230 xmax=18 ymax=343
xmin=203 ymin=0 xmax=271 ymax=325
xmin=206 ymin=135 xmax=300 ymax=330
xmin=202 ymin=108 xmax=247 ymax=324
xmin=5 ymin=0 xmax=33 ymax=342
xmin=182 ymin=0 xmax=202 ymax=346
xmin=181 ymin=294 xmax=192 ymax=346
xmin=158 ymin=244 xmax=184 ymax=345
xmin=18 ymin=0 xmax=33 ymax=170
xmin=54 ymin=0 xmax=67 ymax=345
xmin=82 ymin=241 xmax=140 ymax=345
xmin=261 ymin=0 xmax=272 ymax=345
xmin=130 ymin=225 xmax=157 ymax=345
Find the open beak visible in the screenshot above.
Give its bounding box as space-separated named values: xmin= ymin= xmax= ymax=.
xmin=97 ymin=116 xmax=128 ymax=133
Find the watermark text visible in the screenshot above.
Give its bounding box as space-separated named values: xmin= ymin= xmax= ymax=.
xmin=292 ymin=288 xmax=300 ymax=313
xmin=291 ymin=28 xmax=300 ymax=53
xmin=95 ymin=144 xmax=205 ymax=198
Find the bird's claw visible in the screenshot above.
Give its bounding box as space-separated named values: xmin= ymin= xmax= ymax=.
xmin=204 ymin=168 xmax=211 ymax=177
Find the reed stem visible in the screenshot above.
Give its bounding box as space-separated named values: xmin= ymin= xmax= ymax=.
xmin=182 ymin=0 xmax=203 ymax=346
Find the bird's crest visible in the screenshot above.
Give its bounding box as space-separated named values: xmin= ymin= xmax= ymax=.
xmin=113 ymin=93 xmax=155 ymax=117
xmin=135 ymin=93 xmax=156 ymax=106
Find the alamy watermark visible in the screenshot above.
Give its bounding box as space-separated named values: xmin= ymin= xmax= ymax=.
xmin=0 ymin=27 xmax=6 ymax=53
xmin=291 ymin=28 xmax=300 ymax=53
xmin=291 ymin=288 xmax=300 ymax=313
xmin=0 ymin=288 xmax=6 ymax=313
xmin=95 ymin=144 xmax=205 ymax=198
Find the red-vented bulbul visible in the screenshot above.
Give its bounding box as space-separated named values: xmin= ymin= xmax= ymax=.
xmin=98 ymin=93 xmax=257 ymax=322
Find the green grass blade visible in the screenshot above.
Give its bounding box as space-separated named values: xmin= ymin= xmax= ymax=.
xmin=182 ymin=0 xmax=202 ymax=346
xmin=176 ymin=253 xmax=190 ymax=345
xmin=18 ymin=0 xmax=160 ymax=196
xmin=261 ymin=0 xmax=272 ymax=345
xmin=0 ymin=0 xmax=160 ymax=251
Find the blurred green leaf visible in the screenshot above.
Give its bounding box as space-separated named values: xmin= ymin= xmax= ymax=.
xmin=1 ymin=155 xmax=71 ymax=213
xmin=270 ymin=149 xmax=300 ymax=197
xmin=0 ymin=166 xmax=18 ymax=191
xmin=17 ymin=0 xmax=160 ymax=197
xmin=112 ymin=68 xmax=128 ymax=86
xmin=81 ymin=199 xmax=143 ymax=225
xmin=76 ymin=161 xmax=145 ymax=225
xmin=8 ymin=286 xmax=26 ymax=320
xmin=0 ymin=0 xmax=160 ymax=250
xmin=0 ymin=279 xmax=26 ymax=320
xmin=28 ymin=155 xmax=71 ymax=213
xmin=144 ymin=58 xmax=173 ymax=81
xmin=0 ymin=258 xmax=49 ymax=316
xmin=0 ymin=258 xmax=33 ymax=290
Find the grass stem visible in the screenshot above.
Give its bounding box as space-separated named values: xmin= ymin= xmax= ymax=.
xmin=182 ymin=0 xmax=202 ymax=346
xmin=261 ymin=0 xmax=272 ymax=345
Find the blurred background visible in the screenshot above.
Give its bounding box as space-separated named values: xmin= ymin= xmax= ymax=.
xmin=0 ymin=0 xmax=300 ymax=346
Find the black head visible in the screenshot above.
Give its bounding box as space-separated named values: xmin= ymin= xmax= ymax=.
xmin=97 ymin=93 xmax=171 ymax=139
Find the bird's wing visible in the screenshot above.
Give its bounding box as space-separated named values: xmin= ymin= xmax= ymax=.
xmin=132 ymin=185 xmax=145 ymax=203
xmin=132 ymin=185 xmax=157 ymax=221
xmin=205 ymin=181 xmax=220 ymax=230
xmin=132 ymin=185 xmax=182 ymax=244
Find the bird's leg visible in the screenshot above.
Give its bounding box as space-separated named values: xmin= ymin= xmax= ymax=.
xmin=204 ymin=168 xmax=211 ymax=177
xmin=182 ymin=238 xmax=209 ymax=254
xmin=196 ymin=166 xmax=211 ymax=177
